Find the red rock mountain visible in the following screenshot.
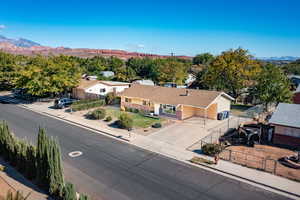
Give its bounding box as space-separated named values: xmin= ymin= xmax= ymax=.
xmin=0 ymin=35 xmax=191 ymax=60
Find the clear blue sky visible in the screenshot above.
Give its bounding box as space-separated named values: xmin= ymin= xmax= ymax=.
xmin=1 ymin=0 xmax=299 ymax=57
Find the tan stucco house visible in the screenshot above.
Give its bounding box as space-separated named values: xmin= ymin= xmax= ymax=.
xmin=120 ymin=84 xmax=234 ymax=120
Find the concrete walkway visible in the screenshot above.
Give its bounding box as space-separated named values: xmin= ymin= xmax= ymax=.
xmin=1 ymin=96 xmax=299 ymax=199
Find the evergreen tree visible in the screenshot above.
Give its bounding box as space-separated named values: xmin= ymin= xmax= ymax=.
xmin=62 ymin=183 xmax=77 ymax=200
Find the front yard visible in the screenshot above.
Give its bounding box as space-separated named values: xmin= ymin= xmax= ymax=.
xmin=104 ymin=107 xmax=164 ymax=128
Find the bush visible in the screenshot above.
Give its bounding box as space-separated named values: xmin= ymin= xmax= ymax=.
xmin=105 ymin=92 xmax=116 ymax=105
xmin=152 ymin=123 xmax=162 ymax=128
xmin=133 ymin=108 xmax=139 ymax=113
xmin=88 ymin=109 xmax=106 ymax=120
xmin=105 ymin=116 xmax=112 ymax=122
xmin=117 ymin=113 xmax=133 ymax=130
xmin=202 ymin=143 xmax=223 ymax=156
xmin=70 ymin=99 xmax=105 ymax=111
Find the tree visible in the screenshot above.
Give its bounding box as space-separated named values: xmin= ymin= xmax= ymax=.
xmin=193 ymin=53 xmax=214 ymax=65
xmin=157 ymin=59 xmax=189 ymax=85
xmin=118 ymin=113 xmax=133 ymax=130
xmin=282 ymin=59 xmax=300 ymax=75
xmin=204 ymin=48 xmax=261 ymax=99
xmin=14 ymin=55 xmax=81 ymax=97
xmin=62 ymin=183 xmax=77 ymax=200
xmin=250 ymin=64 xmax=292 ymax=111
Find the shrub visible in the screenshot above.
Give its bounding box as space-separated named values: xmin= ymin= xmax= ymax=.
xmin=202 ymin=143 xmax=223 ymax=156
xmin=105 ymin=92 xmax=116 ymax=105
xmin=88 ymin=109 xmax=106 ymax=120
xmin=105 ymin=116 xmax=112 ymax=122
xmin=133 ymin=108 xmax=139 ymax=113
xmin=152 ymin=123 xmax=162 ymax=128
xmin=70 ymin=99 xmax=105 ymax=111
xmin=117 ymin=113 xmax=133 ymax=130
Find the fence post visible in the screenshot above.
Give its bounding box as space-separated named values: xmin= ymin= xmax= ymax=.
xmin=274 ymin=161 xmax=277 ymax=174
xmin=229 ymin=150 xmax=232 ymax=161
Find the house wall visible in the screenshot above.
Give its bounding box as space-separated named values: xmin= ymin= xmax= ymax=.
xmin=273 ymin=125 xmax=300 ymax=138
xmin=293 ymin=93 xmax=300 ymax=104
xmin=120 ymin=96 xmax=154 ymax=112
xmin=86 ymin=83 xmax=129 ymax=96
xmin=72 ymin=88 xmax=86 ymax=99
xmin=214 ymin=96 xmax=231 ymax=113
xmin=179 ymin=104 xmax=217 ymax=120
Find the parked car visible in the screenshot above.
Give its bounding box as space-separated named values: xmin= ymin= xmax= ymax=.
xmin=54 ymin=98 xmax=76 ymax=109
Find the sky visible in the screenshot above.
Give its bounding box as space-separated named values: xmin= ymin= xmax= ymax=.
xmin=0 ymin=0 xmax=300 ymax=57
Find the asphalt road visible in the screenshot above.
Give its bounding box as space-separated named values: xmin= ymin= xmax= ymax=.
xmin=0 ymin=104 xmax=291 ymax=200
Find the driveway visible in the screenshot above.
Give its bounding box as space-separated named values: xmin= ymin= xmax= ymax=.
xmin=148 ymin=116 xmax=247 ymax=149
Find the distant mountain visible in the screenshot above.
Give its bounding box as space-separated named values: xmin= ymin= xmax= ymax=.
xmin=0 ymin=35 xmax=191 ymax=60
xmin=259 ymin=56 xmax=300 ymax=61
xmin=0 ymin=35 xmax=41 ymax=47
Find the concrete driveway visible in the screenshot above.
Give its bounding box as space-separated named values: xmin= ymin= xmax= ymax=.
xmin=148 ymin=117 xmax=211 ymax=149
xmin=148 ymin=116 xmax=246 ymax=149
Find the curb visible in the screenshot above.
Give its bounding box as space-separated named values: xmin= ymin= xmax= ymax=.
xmin=188 ymin=160 xmax=300 ymax=199
xmin=20 ymin=105 xmax=130 ymax=143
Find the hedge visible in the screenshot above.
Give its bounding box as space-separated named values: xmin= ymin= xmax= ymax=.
xmin=202 ymin=143 xmax=223 ymax=156
xmin=70 ymin=99 xmax=105 ymax=111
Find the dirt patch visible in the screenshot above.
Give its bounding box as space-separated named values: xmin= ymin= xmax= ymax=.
xmin=0 ymin=176 xmax=15 ymax=199
xmin=220 ymin=145 xmax=300 ymax=182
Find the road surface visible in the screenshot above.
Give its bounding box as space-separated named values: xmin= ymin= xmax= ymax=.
xmin=0 ymin=104 xmax=290 ymax=200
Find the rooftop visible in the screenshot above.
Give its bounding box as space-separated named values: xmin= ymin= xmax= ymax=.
xmin=121 ymin=84 xmax=233 ymax=108
xmin=76 ymin=79 xmax=129 ymax=89
xmin=269 ymin=103 xmax=300 ymax=128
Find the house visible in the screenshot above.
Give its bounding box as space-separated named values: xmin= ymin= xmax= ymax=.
xmin=120 ymin=84 xmax=234 ymax=120
xmin=293 ymin=85 xmax=300 ymax=104
xmin=269 ymin=103 xmax=300 ymax=147
xmin=73 ymin=79 xmax=130 ymax=99
xmin=132 ymin=79 xmax=155 ymax=86
xmin=100 ymin=71 xmax=115 ymax=78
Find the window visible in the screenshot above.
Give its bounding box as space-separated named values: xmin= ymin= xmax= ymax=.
xmin=125 ymin=98 xmax=131 ymax=103
xmin=161 ymin=104 xmax=176 ymax=115
xmin=143 ymin=100 xmax=148 ymax=106
xmin=100 ymin=88 xmax=106 ymax=93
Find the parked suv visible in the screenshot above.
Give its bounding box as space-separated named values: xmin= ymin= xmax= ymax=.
xmin=54 ymin=98 xmax=76 ymax=109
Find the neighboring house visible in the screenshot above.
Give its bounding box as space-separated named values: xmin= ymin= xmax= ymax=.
xmin=132 ymin=79 xmax=155 ymax=86
xmin=185 ymin=74 xmax=196 ymax=85
xmin=73 ymin=79 xmax=130 ymax=99
xmin=269 ymin=103 xmax=300 ymax=147
xmin=120 ymin=84 xmax=234 ymax=120
xmin=100 ymin=71 xmax=115 ymax=78
xmin=293 ymin=85 xmax=300 ymax=104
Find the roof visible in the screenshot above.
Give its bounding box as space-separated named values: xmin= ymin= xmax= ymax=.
xmin=132 ymin=79 xmax=155 ymax=86
xmin=76 ymin=79 xmax=129 ymax=90
xmin=76 ymin=79 xmax=99 ymax=90
xmin=99 ymin=81 xmax=129 ymax=86
xmin=269 ymin=103 xmax=300 ymax=128
xmin=120 ymin=84 xmax=233 ymax=108
xmin=100 ymin=71 xmax=115 ymax=77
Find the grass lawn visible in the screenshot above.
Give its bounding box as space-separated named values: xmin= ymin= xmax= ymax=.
xmin=104 ymin=107 xmax=163 ymax=128
xmin=230 ymin=104 xmax=253 ymax=117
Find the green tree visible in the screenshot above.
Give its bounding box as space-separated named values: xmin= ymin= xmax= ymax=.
xmin=193 ymin=53 xmax=214 ymax=65
xmin=62 ymin=182 xmax=77 ymax=200
xmin=14 ymin=55 xmax=81 ymax=97
xmin=250 ymin=64 xmax=292 ymax=111
xmin=282 ymin=59 xmax=300 ymax=75
xmin=204 ymin=48 xmax=261 ymax=99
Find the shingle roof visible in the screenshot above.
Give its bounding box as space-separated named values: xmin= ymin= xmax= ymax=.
xmin=121 ymin=84 xmax=233 ymax=108
xmin=269 ymin=103 xmax=300 ymax=128
xmin=76 ymin=79 xmax=99 ymax=90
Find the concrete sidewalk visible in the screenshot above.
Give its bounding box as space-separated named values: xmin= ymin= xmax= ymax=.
xmin=14 ymin=101 xmax=300 ymax=199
